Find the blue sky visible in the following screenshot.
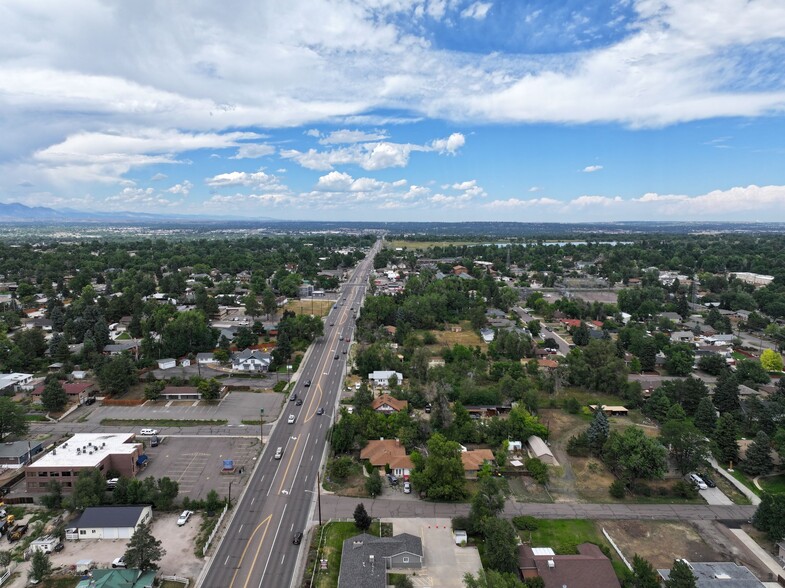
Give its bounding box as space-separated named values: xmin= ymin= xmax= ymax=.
xmin=2 ymin=0 xmax=785 ymax=222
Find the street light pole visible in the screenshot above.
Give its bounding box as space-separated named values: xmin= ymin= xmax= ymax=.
xmin=228 ymin=480 xmax=234 ymax=508
xmin=317 ymin=472 xmax=322 ymax=526
xmin=260 ymin=408 xmax=264 ymax=442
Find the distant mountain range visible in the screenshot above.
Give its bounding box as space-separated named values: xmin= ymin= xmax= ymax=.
xmin=0 ymin=201 xmax=264 ymax=223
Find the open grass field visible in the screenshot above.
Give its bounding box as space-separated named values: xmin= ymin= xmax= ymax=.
xmin=759 ymin=473 xmax=785 ymax=494
xmin=286 ymin=299 xmax=333 ymax=317
xmin=428 ymin=321 xmax=487 ymax=350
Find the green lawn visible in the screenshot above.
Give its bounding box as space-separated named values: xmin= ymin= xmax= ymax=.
xmin=731 ymin=469 xmax=762 ymax=496
xmin=760 ymin=474 xmax=785 ymax=494
xmin=523 ymin=519 xmax=607 ymax=555
xmin=24 ymin=414 xmax=48 ymax=421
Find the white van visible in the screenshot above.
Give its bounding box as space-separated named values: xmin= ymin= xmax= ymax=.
xmin=689 ymin=473 xmax=708 ymax=490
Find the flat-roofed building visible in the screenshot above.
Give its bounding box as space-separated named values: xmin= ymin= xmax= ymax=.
xmin=25 ymin=433 xmax=144 ymax=495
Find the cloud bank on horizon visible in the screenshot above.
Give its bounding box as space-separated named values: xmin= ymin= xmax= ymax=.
xmin=1 ymin=0 xmax=785 ymax=221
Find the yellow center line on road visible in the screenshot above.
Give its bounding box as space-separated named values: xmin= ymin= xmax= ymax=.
xmin=228 ymin=514 xmax=272 ymax=588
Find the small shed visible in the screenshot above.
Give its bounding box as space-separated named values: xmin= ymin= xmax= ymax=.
xmin=589 ymin=405 xmax=629 ymax=417
xmin=157 ymin=358 xmax=176 ymax=370
xmin=527 ymin=435 xmax=559 ymax=466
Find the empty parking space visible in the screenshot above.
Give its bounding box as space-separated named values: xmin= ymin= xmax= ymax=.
xmin=142 ymin=437 xmax=261 ymax=500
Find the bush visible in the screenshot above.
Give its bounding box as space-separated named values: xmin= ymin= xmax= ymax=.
xmin=672 ymin=480 xmax=699 ymax=499
xmin=273 ymin=381 xmax=287 ymax=393
xmin=365 ymin=474 xmax=382 ymax=498
xmin=609 ymin=479 xmax=626 ymax=499
xmin=630 ymin=481 xmax=652 ymax=497
xmin=329 ymin=456 xmax=353 ymax=481
xmin=512 ymin=516 xmax=539 ymax=531
xmin=564 ymin=397 xmax=581 ymax=414
xmin=566 ymin=431 xmax=590 ymax=457
xmin=525 ymin=458 xmax=549 ymax=485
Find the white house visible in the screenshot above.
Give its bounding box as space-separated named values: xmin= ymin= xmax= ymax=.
xmin=157 ymin=358 xmax=176 ymax=370
xmin=480 ymin=328 xmax=495 ymax=343
xmin=368 ymin=371 xmax=404 ymax=387
xmin=66 ymin=505 xmax=152 ymax=540
xmin=196 ymin=352 xmax=218 ymax=365
xmin=0 ymin=373 xmax=33 ymax=393
xmin=30 ymin=535 xmax=60 ymax=553
xmin=232 ymin=349 xmax=271 ymax=372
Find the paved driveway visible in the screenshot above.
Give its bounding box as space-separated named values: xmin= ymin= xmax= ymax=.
xmin=387 ymin=518 xmax=482 ymax=588
xmin=700 ymin=487 xmax=733 ymax=505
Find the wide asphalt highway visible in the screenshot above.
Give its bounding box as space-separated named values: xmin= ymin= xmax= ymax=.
xmin=197 ymin=239 xmax=382 ymax=588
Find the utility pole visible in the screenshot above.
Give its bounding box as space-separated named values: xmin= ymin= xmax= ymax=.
xmin=260 ymin=408 xmax=264 ymax=442
xmin=317 ymin=472 xmax=322 ymax=526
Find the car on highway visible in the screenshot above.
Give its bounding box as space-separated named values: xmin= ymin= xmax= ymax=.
xmin=293 ymin=531 xmax=303 ymax=545
xmin=289 ymin=392 xmax=297 ymax=401
xmin=287 ymin=414 xmax=296 ymax=424
xmin=342 ymin=349 xmax=347 ymax=354
xmin=112 ymin=557 xmax=126 ymax=569
xmin=177 ymin=510 xmax=193 ymax=526
xmin=274 ymin=447 xmax=283 ymax=460
xmin=334 ymin=354 xmax=339 ymax=360
xmin=316 ymin=407 xmax=324 ymax=415
xmin=139 ymin=428 xmax=158 ymax=436
xmin=304 ymin=380 xmax=311 ymax=387
xmin=295 ymin=398 xmax=303 ymax=406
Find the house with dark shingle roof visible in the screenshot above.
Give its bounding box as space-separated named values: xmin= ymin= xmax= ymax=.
xmin=66 ymin=505 xmax=152 ymax=540
xmin=518 ymin=543 xmax=621 ymax=588
xmin=337 ymin=533 xmax=423 ymax=588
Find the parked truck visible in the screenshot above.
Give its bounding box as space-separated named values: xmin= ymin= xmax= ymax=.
xmin=7 ymin=518 xmax=28 ymax=542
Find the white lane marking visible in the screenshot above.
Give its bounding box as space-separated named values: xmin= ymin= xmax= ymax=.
xmin=287 ymin=432 xmax=311 ymax=495
xmin=280 ymin=553 xmax=286 ymax=565
xmin=224 ymin=555 xmax=231 ymax=566
xmin=239 ymin=524 xmax=244 ymax=534
xmin=258 ymin=503 xmax=287 ymax=588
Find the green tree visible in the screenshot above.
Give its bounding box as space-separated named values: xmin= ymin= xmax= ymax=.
xmin=664 ymin=559 xmax=697 ymax=587
xmin=41 ymin=480 xmax=63 ymax=510
xmin=198 ymin=378 xmax=221 ymax=401
xmin=41 ymin=377 xmax=68 ymax=413
xmin=587 ymin=408 xmax=610 ymax=454
xmin=393 ymin=576 xmax=415 ymax=588
xmin=713 ymin=371 xmax=740 ymax=415
xmin=353 ymin=502 xmax=372 ymax=531
xmin=761 ymin=349 xmax=784 ymax=372
xmin=124 ymin=521 xmax=165 ymax=572
xmin=244 ymin=293 xmax=261 ymax=320
xmin=98 ymin=353 xmax=137 ymax=395
xmin=571 ymin=322 xmax=590 ymax=346
xmin=735 ymin=359 xmax=771 ymax=388
xmin=0 ymin=550 xmax=11 ymax=568
xmin=694 ymin=397 xmax=717 ymax=435
xmin=628 ymin=554 xmax=661 ymax=588
xmin=664 ymin=343 xmax=695 ymax=376
xmin=469 ymin=475 xmax=506 ymax=534
xmin=144 ymin=380 xmax=165 ymax=401
xmin=262 ymin=289 xmax=278 ymax=318
xmin=482 ymin=518 xmax=519 ymax=574
xmin=29 ymin=550 xmax=52 ymax=583
xmin=698 ymin=353 xmax=726 ymax=376
xmin=463 ymin=570 xmax=526 ymax=588
xmin=713 ymin=413 xmax=740 ymax=466
xmin=409 ymin=433 xmax=467 ymax=501
xmin=70 ymin=469 xmax=106 ymax=509
xmin=205 ymin=489 xmax=222 ymax=514
xmin=155 ymin=477 xmax=179 ymax=509
xmin=365 ymin=473 xmax=382 ymax=498
xmin=753 ymin=493 xmax=785 ymax=541
xmin=0 ymin=397 xmax=29 ymax=442
xmin=660 ymin=419 xmax=710 ymax=475
xmin=743 ymin=430 xmax=773 ymax=476
xmin=603 ymin=426 xmax=667 ymax=484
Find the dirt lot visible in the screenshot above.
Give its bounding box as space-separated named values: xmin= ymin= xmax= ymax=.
xmin=143 ymin=437 xmax=261 ymax=500
xmin=602 ymin=520 xmax=720 ymax=569
xmin=286 ymin=299 xmax=333 ymax=317
xmin=49 ymin=511 xmax=205 ymax=580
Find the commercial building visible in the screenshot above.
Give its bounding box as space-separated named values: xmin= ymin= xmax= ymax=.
xmin=25 ymin=433 xmax=144 ymax=495
xmin=66 ymin=505 xmax=153 ymax=540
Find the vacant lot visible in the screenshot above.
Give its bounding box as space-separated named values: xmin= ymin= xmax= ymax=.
xmin=430 ymin=322 xmax=486 ymax=350
xmin=286 ymin=299 xmax=333 ymax=317
xmin=602 ymin=520 xmax=721 ymax=569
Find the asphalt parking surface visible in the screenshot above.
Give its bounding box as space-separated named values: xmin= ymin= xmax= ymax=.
xmin=387 ymin=518 xmax=482 ymax=588
xmin=142 ymin=436 xmax=261 ymax=500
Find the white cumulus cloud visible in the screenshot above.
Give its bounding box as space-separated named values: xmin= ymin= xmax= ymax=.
xmin=582 ymin=165 xmax=603 ymax=173
xmin=461 ymin=2 xmax=492 ymax=20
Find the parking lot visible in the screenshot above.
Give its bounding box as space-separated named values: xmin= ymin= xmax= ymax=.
xmin=64 ymin=390 xmax=285 ymax=427
xmin=142 ymin=436 xmax=261 ymax=500
xmin=47 ymin=511 xmax=205 ymax=580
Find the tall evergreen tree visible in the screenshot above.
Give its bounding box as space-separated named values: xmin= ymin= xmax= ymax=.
xmin=628 ymin=554 xmax=660 ymax=588
xmin=743 ymin=430 xmax=773 ymax=476
xmin=713 ymin=414 xmax=740 ymax=466
xmin=713 ymin=370 xmax=740 ymax=414
xmin=41 ymin=377 xmax=68 ymax=413
xmin=664 ymin=559 xmax=697 ymax=587
xmin=124 ymin=522 xmax=165 ymax=572
xmin=587 ymin=408 xmax=610 ymax=454
xmin=353 ymin=503 xmax=372 ymax=531
xmin=694 ymin=397 xmax=717 ymax=435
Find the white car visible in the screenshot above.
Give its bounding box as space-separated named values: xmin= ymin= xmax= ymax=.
xmin=287 ymin=415 xmax=296 ymax=424
xmin=177 ymin=510 xmax=193 ymax=526
xmin=112 ymin=557 xmax=126 ymax=569
xmin=139 ymin=428 xmax=158 ymax=436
